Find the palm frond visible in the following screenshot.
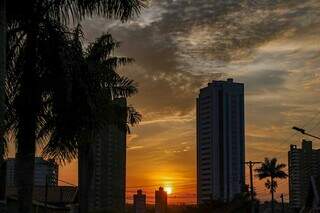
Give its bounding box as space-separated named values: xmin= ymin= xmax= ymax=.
xmin=265 ymin=179 xmax=278 ymax=193
xmin=42 ymin=132 xmax=78 ymax=165
xmin=72 ymin=0 xmax=147 ymax=21
xmin=255 ymin=157 xmax=288 ymax=193
xmin=127 ymin=105 xmax=141 ymax=125
xmin=110 ymin=75 xmax=138 ymax=98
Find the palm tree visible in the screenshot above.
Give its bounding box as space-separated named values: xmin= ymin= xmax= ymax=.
xmin=6 ymin=1 xmax=145 ymax=212
xmin=41 ymin=30 xmax=141 ymax=213
xmin=0 ymin=0 xmax=6 ymax=171
xmin=255 ymin=158 xmax=288 ymax=213
xmin=6 ymin=22 xmax=75 ymax=213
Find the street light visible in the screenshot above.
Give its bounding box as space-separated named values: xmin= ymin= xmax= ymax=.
xmin=292 ymin=126 xmax=320 ymax=140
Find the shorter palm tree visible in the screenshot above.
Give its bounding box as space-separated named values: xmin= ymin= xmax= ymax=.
xmin=255 ymin=158 xmax=287 ymax=213
xmin=40 ymin=29 xmax=141 ymax=213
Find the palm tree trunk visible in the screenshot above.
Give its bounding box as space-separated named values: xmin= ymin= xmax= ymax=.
xmin=78 ymin=142 xmax=92 ymax=213
xmin=15 ymin=145 xmax=35 ymax=213
xmin=78 ymin=143 xmax=88 ymax=213
xmin=271 ymin=178 xmax=274 ymax=213
xmin=15 ymin=28 xmax=39 ymax=213
xmin=0 ymin=0 xmax=6 ymax=206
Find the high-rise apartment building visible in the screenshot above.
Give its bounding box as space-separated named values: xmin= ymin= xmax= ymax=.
xmin=155 ymin=187 xmax=167 ymax=213
xmin=5 ymin=157 xmax=58 ymax=187
xmin=87 ymin=98 xmax=127 ymax=212
xmin=134 ymin=189 xmax=147 ymax=213
xmin=288 ymin=140 xmax=320 ymax=210
xmin=197 ymin=78 xmax=245 ymax=203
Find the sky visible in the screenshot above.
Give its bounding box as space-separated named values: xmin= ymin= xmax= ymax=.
xmin=55 ymin=0 xmax=320 ymax=204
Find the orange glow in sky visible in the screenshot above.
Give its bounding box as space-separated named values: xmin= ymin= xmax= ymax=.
xmin=164 ymin=186 xmax=173 ymax=195
xmin=6 ymin=0 xmax=320 ymax=206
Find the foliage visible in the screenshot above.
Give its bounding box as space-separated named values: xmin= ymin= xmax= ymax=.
xmin=6 ymin=0 xmax=145 ymax=212
xmin=255 ymin=158 xmax=288 ymax=193
xmin=255 ymin=157 xmax=287 ymax=213
xmin=40 ymin=28 xmax=141 ymax=163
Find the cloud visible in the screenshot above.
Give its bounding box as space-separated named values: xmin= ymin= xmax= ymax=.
xmin=127 ymin=145 xmax=144 ymax=150
xmin=80 ymin=0 xmax=320 ymax=166
xmin=123 ymin=64 xmax=223 ymax=121
xmin=238 ymin=69 xmax=290 ymax=95
xmin=82 ymin=0 xmax=320 ymax=71
xmin=73 ymin=0 xmax=320 ymax=201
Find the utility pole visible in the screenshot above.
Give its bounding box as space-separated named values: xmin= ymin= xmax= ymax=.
xmin=244 ymin=161 xmax=262 ymax=201
xmin=280 ymin=194 xmax=285 ymax=213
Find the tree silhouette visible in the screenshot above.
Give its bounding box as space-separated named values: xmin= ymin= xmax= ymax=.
xmin=255 ymin=158 xmax=287 ymax=213
xmin=40 ymin=29 xmax=141 ymax=213
xmin=6 ymin=1 xmax=145 ymax=212
xmin=0 ymin=0 xmax=6 ymax=178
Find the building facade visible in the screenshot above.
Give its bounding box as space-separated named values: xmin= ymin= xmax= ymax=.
xmin=155 ymin=187 xmax=167 ymax=213
xmin=5 ymin=157 xmax=58 ymax=187
xmin=197 ymin=78 xmax=245 ymax=203
xmin=288 ymin=140 xmax=320 ymax=210
xmin=134 ymin=190 xmax=146 ymax=213
xmin=87 ymin=98 xmax=127 ymax=212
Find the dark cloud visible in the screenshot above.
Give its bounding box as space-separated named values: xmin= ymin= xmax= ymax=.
xmin=100 ymin=0 xmax=320 ymax=70
xmin=239 ymin=70 xmax=289 ymax=94
xmin=57 ymin=1 xmax=320 ymax=198
xmin=80 ymin=0 xmax=320 ymax=126
xmin=80 ymin=2 xmax=320 ymax=129
xmin=124 ymin=66 xmax=223 ymax=120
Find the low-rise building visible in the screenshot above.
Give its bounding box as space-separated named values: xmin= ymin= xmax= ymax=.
xmin=6 ymin=186 xmax=77 ymax=213
xmin=155 ymin=187 xmax=167 ymax=213
xmin=6 ymin=157 xmax=58 ymax=187
xmin=133 ymin=190 xmax=146 ymax=213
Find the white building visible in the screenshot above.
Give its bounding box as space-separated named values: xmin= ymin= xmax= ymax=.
xmin=197 ymin=78 xmax=245 ymax=203
xmin=6 ymin=157 xmax=58 ymax=187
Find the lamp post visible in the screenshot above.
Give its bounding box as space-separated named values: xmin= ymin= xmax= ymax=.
xmin=292 ymin=126 xmax=320 ymax=140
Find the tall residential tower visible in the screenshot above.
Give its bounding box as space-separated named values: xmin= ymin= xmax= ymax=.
xmin=288 ymin=140 xmax=320 ymax=210
xmin=197 ymin=78 xmax=245 ymax=203
xmin=87 ymin=98 xmax=127 ymax=212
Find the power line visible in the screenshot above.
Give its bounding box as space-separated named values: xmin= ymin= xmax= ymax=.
xmin=127 ymin=183 xmax=196 ymax=189
xmin=57 ymin=179 xmax=77 ymax=187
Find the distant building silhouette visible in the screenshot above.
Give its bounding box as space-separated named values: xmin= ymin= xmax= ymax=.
xmin=6 ymin=185 xmax=77 ymax=212
xmin=134 ymin=189 xmax=146 ymax=213
xmin=197 ymin=78 xmax=245 ymax=203
xmin=155 ymin=187 xmax=167 ymax=213
xmin=5 ymin=157 xmax=58 ymax=187
xmin=288 ymin=140 xmax=320 ymax=210
xmin=87 ymin=98 xmax=127 ymax=212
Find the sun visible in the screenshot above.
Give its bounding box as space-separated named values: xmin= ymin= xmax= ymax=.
xmin=164 ymin=186 xmax=172 ymax=195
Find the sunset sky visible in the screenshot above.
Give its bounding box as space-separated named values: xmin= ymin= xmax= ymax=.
xmin=9 ymin=0 xmax=320 ymax=205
